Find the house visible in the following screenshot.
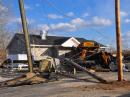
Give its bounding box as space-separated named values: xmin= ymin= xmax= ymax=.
xmin=6 ymin=32 xmax=105 ymax=64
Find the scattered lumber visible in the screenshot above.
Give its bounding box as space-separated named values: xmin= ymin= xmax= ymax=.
xmin=64 ymin=58 xmax=107 ymax=83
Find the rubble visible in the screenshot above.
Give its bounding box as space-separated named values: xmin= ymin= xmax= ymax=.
xmin=0 ymin=73 xmax=47 ymax=87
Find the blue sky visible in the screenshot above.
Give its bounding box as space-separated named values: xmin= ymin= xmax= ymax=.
xmin=3 ymin=0 xmax=130 ymax=49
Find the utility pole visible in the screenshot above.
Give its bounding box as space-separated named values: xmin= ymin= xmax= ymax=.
xmin=115 ymin=0 xmax=123 ymax=81
xmin=18 ymin=0 xmax=33 ymax=73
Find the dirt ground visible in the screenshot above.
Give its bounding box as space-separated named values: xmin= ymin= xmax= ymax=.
xmin=0 ymin=72 xmax=130 ymax=97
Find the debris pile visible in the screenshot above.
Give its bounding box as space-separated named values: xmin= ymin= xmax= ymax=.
xmin=0 ymin=73 xmax=47 ymax=87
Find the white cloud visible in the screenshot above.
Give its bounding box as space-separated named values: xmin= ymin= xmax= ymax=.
xmin=120 ymin=11 xmax=128 ymax=17
xmin=0 ymin=5 xmax=8 ymax=12
xmin=10 ymin=17 xmax=21 ymax=23
xmin=82 ymin=12 xmax=89 ymax=17
xmin=47 ymin=14 xmax=63 ymax=19
xmin=24 ymin=4 xmax=32 ymax=10
xmin=66 ymin=12 xmax=74 ymax=17
xmin=71 ymin=18 xmax=85 ymax=25
xmin=71 ymin=18 xmax=86 ymax=29
xmin=38 ymin=17 xmax=112 ymax=32
xmin=50 ymin=23 xmax=76 ymax=32
xmin=0 ymin=4 xmax=10 ymax=24
xmin=38 ymin=24 xmax=50 ymax=31
xmin=91 ymin=16 xmax=112 ymax=26
xmin=9 ymin=17 xmax=35 ymax=24
xmin=38 ymin=23 xmax=76 ymax=32
xmin=124 ymin=19 xmax=130 ymax=23
xmin=125 ymin=31 xmax=130 ymax=37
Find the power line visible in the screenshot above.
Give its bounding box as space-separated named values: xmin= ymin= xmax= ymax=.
xmin=44 ymin=0 xmax=74 ymax=19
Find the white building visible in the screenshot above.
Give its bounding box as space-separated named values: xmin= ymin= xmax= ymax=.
xmin=7 ymin=33 xmax=88 ymax=63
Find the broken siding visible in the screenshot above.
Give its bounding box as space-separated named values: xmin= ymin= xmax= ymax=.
xmin=31 ymin=47 xmax=49 ymax=60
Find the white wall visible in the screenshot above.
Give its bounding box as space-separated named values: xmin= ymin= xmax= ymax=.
xmin=18 ymin=54 xmax=27 ymax=60
xmin=61 ymin=37 xmax=80 ymax=47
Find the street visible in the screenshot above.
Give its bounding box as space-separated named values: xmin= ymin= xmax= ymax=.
xmin=0 ymin=72 xmax=130 ymax=97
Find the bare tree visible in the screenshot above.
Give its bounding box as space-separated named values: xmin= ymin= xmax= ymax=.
xmin=0 ymin=1 xmax=12 ymax=49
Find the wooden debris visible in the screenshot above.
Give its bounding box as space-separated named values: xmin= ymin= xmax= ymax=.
xmin=0 ymin=73 xmax=47 ymax=87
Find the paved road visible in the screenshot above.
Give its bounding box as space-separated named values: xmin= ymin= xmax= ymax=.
xmin=0 ymin=72 xmax=130 ymax=97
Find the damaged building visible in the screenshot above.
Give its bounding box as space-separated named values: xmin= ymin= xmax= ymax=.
xmin=6 ymin=32 xmax=106 ymax=66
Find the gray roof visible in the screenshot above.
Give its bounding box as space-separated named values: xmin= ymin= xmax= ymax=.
xmin=7 ymin=33 xmax=87 ymax=54
xmin=7 ymin=33 xmax=105 ymax=54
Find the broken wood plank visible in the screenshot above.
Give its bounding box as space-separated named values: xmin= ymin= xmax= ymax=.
xmin=64 ymin=58 xmax=107 ymax=83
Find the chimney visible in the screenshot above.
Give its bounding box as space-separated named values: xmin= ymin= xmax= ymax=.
xmin=40 ymin=30 xmax=48 ymax=40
